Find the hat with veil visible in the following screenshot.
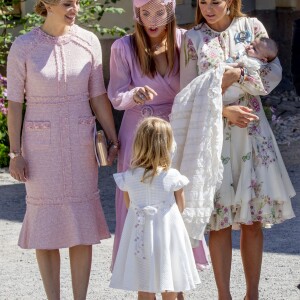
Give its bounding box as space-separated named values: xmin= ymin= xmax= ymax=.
xmin=132 ymin=0 xmax=176 ymax=26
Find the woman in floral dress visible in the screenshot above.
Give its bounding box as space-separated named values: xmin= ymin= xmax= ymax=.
xmin=180 ymin=0 xmax=295 ymax=299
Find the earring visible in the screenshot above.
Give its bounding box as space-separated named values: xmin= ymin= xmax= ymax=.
xmin=226 ymin=7 xmax=230 ymax=15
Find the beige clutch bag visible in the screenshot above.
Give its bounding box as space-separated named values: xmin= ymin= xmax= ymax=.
xmin=94 ymin=129 xmax=108 ymax=166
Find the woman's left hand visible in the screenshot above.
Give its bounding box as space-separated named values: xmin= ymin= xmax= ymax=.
xmin=106 ymin=144 xmax=119 ymax=166
xmin=222 ymin=67 xmax=241 ymax=94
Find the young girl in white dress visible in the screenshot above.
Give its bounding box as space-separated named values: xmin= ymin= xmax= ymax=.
xmin=110 ymin=117 xmax=200 ymax=300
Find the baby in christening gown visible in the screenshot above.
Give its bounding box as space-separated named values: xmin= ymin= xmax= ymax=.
xmin=223 ymin=37 xmax=278 ymax=104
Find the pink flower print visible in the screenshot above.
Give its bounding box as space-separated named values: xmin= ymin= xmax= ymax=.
xmin=221 ymin=221 xmax=225 ymax=227
xmin=224 ymin=217 xmax=229 ymax=224
xmin=245 ymin=75 xmax=256 ymax=83
xmin=248 ymin=121 xmax=261 ymax=136
xmin=203 ymin=36 xmax=210 ymax=43
xmin=187 ymin=39 xmax=197 ymax=61
xmin=249 ymin=97 xmax=260 ymax=112
xmin=216 ymin=203 xmax=222 ymax=209
xmin=224 ymin=207 xmax=228 ymax=213
xmin=210 ymin=51 xmax=217 ymax=58
xmin=200 ymin=60 xmax=209 ymax=70
xmin=249 ymin=179 xmax=256 ymax=188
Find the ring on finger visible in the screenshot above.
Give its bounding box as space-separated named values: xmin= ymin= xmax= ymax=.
xmin=138 ymin=92 xmax=145 ymax=100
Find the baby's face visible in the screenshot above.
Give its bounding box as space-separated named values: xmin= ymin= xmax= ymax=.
xmin=245 ymin=39 xmax=269 ymax=62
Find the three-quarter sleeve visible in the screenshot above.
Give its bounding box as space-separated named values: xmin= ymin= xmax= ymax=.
xmin=88 ymin=34 xmax=106 ymax=99
xmin=107 ymin=38 xmax=139 ymax=110
xmin=241 ymin=18 xmax=282 ymax=95
xmin=7 ymin=37 xmax=26 ymax=103
xmin=180 ymin=33 xmax=199 ymax=90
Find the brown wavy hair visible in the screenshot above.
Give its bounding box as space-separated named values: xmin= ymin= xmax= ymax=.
xmin=195 ymin=0 xmax=245 ymax=25
xmin=131 ymin=18 xmax=179 ymax=78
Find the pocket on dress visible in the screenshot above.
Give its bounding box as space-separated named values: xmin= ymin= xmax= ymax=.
xmin=23 ymin=121 xmax=51 ymax=149
xmin=78 ymin=116 xmax=95 ymax=145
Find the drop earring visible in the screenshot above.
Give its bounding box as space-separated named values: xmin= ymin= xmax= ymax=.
xmin=226 ymin=7 xmax=230 ymax=15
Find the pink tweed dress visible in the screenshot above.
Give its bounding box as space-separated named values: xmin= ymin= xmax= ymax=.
xmin=7 ymin=25 xmax=111 ymax=249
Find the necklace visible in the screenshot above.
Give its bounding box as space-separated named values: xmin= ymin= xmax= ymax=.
xmin=151 ymin=39 xmax=166 ymax=52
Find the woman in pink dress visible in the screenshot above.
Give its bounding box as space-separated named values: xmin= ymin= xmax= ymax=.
xmin=108 ymin=0 xmax=210 ymax=286
xmin=7 ymin=0 xmax=118 ymax=298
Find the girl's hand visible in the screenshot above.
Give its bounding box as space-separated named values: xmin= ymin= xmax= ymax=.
xmin=223 ymin=105 xmax=259 ymax=128
xmin=222 ymin=67 xmax=241 ymax=94
xmin=133 ymin=85 xmax=158 ymax=105
xmin=9 ymin=156 xmax=27 ymax=182
xmin=106 ymin=143 xmax=119 ymax=166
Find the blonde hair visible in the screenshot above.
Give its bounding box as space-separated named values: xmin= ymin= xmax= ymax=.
xmin=131 ymin=18 xmax=179 ymax=78
xmin=195 ymin=0 xmax=245 ymax=25
xmin=131 ymin=117 xmax=174 ymax=183
xmin=35 ymin=0 xmax=60 ymax=17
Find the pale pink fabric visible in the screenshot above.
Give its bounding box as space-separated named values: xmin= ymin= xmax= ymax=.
xmin=108 ymin=29 xmax=210 ymax=270
xmin=7 ymin=25 xmax=111 ymax=249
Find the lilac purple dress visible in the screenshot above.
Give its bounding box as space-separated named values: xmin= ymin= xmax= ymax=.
xmin=108 ymin=28 xmax=210 ymax=270
xmin=7 ymin=25 xmax=110 ymax=249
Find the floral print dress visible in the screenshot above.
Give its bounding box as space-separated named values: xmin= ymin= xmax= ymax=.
xmin=180 ymin=17 xmax=295 ymax=231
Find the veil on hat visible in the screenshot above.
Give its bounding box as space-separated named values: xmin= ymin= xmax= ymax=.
xmin=133 ymin=0 xmax=176 ymax=26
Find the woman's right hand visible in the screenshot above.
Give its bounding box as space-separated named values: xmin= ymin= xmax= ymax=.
xmin=223 ymin=105 xmax=259 ymax=128
xmin=221 ymin=67 xmax=241 ymax=94
xmin=133 ymin=85 xmax=158 ymax=105
xmin=9 ymin=156 xmax=27 ymax=182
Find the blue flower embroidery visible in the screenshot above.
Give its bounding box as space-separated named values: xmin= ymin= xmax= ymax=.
xmin=234 ymin=30 xmax=252 ymax=44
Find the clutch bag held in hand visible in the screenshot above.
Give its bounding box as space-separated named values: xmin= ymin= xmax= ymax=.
xmin=94 ymin=127 xmax=108 ymax=167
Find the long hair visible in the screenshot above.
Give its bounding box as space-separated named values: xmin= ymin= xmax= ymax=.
xmin=131 ymin=18 xmax=179 ymax=78
xmin=131 ymin=117 xmax=174 ymax=183
xmin=195 ymin=0 xmax=245 ymax=25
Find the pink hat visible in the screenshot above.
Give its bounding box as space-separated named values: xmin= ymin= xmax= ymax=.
xmin=133 ymin=0 xmax=176 ymax=26
xmin=133 ymin=0 xmax=152 ymax=8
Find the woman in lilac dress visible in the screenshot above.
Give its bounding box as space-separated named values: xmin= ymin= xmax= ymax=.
xmin=108 ymin=0 xmax=210 ymax=284
xmin=7 ymin=0 xmax=118 ymax=298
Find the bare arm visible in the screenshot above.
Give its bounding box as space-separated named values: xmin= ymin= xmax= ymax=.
xmin=123 ymin=191 xmax=130 ymax=209
xmin=222 ymin=68 xmax=259 ymax=128
xmin=90 ymin=93 xmax=118 ymax=165
xmin=7 ymin=101 xmax=27 ymax=182
xmin=221 ymin=67 xmax=241 ymax=94
xmin=174 ymin=188 xmax=185 ymax=213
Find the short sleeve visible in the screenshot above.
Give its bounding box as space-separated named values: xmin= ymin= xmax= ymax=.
xmin=88 ymin=34 xmax=106 ymax=99
xmin=170 ymin=169 xmax=189 ymax=191
xmin=113 ymin=172 xmax=128 ymax=191
xmin=7 ymin=36 xmax=26 ymax=103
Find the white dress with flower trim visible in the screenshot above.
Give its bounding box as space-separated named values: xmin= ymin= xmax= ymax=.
xmin=110 ymin=167 xmax=200 ymax=293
